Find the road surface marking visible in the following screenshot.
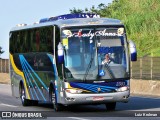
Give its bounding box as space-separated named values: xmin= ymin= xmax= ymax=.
xmin=68 ymin=117 xmax=90 ymax=120
xmin=0 ymin=103 xmax=18 ymax=108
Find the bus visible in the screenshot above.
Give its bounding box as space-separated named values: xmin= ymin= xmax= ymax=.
xmin=9 ymin=13 xmax=137 ymax=111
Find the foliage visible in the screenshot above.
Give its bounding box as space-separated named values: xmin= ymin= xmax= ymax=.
xmin=70 ymin=7 xmax=84 ymax=13
xmin=0 ymin=46 xmax=4 ymax=55
xmin=70 ymin=0 xmax=160 ymax=57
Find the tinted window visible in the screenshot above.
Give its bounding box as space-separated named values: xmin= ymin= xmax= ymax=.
xmin=10 ymin=26 xmax=53 ymax=53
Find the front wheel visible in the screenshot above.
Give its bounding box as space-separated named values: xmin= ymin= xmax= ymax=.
xmin=50 ymin=87 xmax=62 ymax=111
xmin=105 ymin=102 xmax=116 ymax=111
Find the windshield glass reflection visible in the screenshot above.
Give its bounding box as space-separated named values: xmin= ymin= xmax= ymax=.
xmin=61 ymin=27 xmax=129 ymax=81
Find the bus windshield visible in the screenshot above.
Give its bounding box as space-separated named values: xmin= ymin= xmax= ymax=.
xmin=61 ymin=27 xmax=129 ymax=81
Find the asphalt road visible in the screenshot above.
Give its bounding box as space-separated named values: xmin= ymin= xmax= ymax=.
xmin=0 ymin=84 xmax=160 ymax=120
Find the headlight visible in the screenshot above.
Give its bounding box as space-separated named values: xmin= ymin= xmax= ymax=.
xmin=116 ymin=86 xmax=129 ymax=92
xmin=65 ymin=88 xmax=83 ymax=94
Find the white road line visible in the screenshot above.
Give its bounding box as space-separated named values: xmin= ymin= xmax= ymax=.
xmin=68 ymin=117 xmax=90 ymax=120
xmin=0 ymin=103 xmax=18 ymax=108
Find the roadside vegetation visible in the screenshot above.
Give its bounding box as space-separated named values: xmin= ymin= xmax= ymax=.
xmin=0 ymin=46 xmax=4 ymax=58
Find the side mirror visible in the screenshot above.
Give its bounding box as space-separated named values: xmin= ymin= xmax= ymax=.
xmin=129 ymin=40 xmax=137 ymax=61
xmin=57 ymin=42 xmax=64 ymax=64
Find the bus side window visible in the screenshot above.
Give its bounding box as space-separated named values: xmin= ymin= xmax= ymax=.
xmin=36 ymin=31 xmax=40 ymax=52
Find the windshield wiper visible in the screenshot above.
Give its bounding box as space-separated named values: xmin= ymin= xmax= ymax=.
xmin=103 ymin=63 xmax=115 ymax=79
xmin=83 ymin=54 xmax=94 ymax=82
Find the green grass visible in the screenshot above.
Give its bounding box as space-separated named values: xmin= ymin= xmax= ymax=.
xmin=98 ymin=0 xmax=160 ymax=57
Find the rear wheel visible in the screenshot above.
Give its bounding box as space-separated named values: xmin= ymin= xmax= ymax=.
xmin=50 ymin=86 xmax=62 ymax=111
xmin=20 ymin=84 xmax=30 ymax=106
xmin=105 ymin=102 xmax=116 ymax=111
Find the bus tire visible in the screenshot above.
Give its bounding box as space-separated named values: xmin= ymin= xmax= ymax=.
xmin=19 ymin=83 xmax=30 ymax=106
xmin=105 ymin=102 xmax=116 ymax=111
xmin=50 ymin=86 xmax=62 ymax=111
xmin=30 ymin=100 xmax=38 ymax=106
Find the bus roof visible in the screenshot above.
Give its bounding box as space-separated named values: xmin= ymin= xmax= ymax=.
xmin=54 ymin=18 xmax=123 ymax=27
xmin=10 ymin=17 xmax=123 ymax=32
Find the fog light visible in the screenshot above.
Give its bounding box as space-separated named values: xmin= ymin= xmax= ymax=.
xmin=65 ymin=88 xmax=83 ymax=94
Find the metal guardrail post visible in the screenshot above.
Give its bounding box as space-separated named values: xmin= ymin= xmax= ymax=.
xmin=131 ymin=61 xmax=132 ymax=78
xmin=140 ymin=57 xmax=142 ymax=79
xmin=0 ymin=59 xmax=2 ymax=72
xmin=151 ymin=57 xmax=153 ymax=80
xmin=5 ymin=59 xmax=6 ymax=73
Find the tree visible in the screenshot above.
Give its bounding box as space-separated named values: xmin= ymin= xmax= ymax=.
xmin=69 ymin=3 xmax=111 ymax=17
xmin=70 ymin=5 xmax=98 ymax=14
xmin=0 ymin=46 xmax=4 ymax=58
xmin=70 ymin=7 xmax=84 ymax=14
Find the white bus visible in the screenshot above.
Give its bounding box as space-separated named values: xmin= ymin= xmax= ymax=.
xmin=9 ymin=13 xmax=137 ymax=111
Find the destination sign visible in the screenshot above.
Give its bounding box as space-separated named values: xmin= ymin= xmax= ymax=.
xmin=63 ymin=28 xmax=124 ymax=39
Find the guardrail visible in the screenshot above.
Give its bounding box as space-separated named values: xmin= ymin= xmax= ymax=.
xmin=0 ymin=59 xmax=9 ymax=73
xmin=131 ymin=57 xmax=160 ymax=80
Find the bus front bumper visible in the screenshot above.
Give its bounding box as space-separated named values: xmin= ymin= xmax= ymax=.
xmin=63 ymin=90 xmax=130 ymax=105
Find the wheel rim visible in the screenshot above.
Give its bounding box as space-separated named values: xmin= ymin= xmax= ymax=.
xmin=51 ymin=91 xmax=56 ymax=104
xmin=21 ymin=88 xmax=25 ymax=103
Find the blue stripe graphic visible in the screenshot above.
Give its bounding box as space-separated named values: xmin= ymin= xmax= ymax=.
xmin=20 ymin=57 xmax=39 ymax=100
xmin=19 ymin=56 xmax=34 ymax=99
xmin=80 ymin=85 xmax=110 ymax=92
xmin=19 ymin=55 xmax=47 ymax=101
xmin=71 ymin=82 xmax=117 ymax=93
xmin=21 ymin=55 xmax=49 ymax=92
xmin=81 ymin=84 xmax=113 ymax=91
xmin=76 ymin=83 xmax=117 ymax=89
xmin=78 ymin=85 xmax=97 ymax=92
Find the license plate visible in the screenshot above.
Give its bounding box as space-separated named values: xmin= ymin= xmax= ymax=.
xmin=93 ymin=96 xmax=104 ymax=101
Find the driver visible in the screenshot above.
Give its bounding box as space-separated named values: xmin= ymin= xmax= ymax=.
xmin=102 ymin=53 xmax=112 ymax=65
